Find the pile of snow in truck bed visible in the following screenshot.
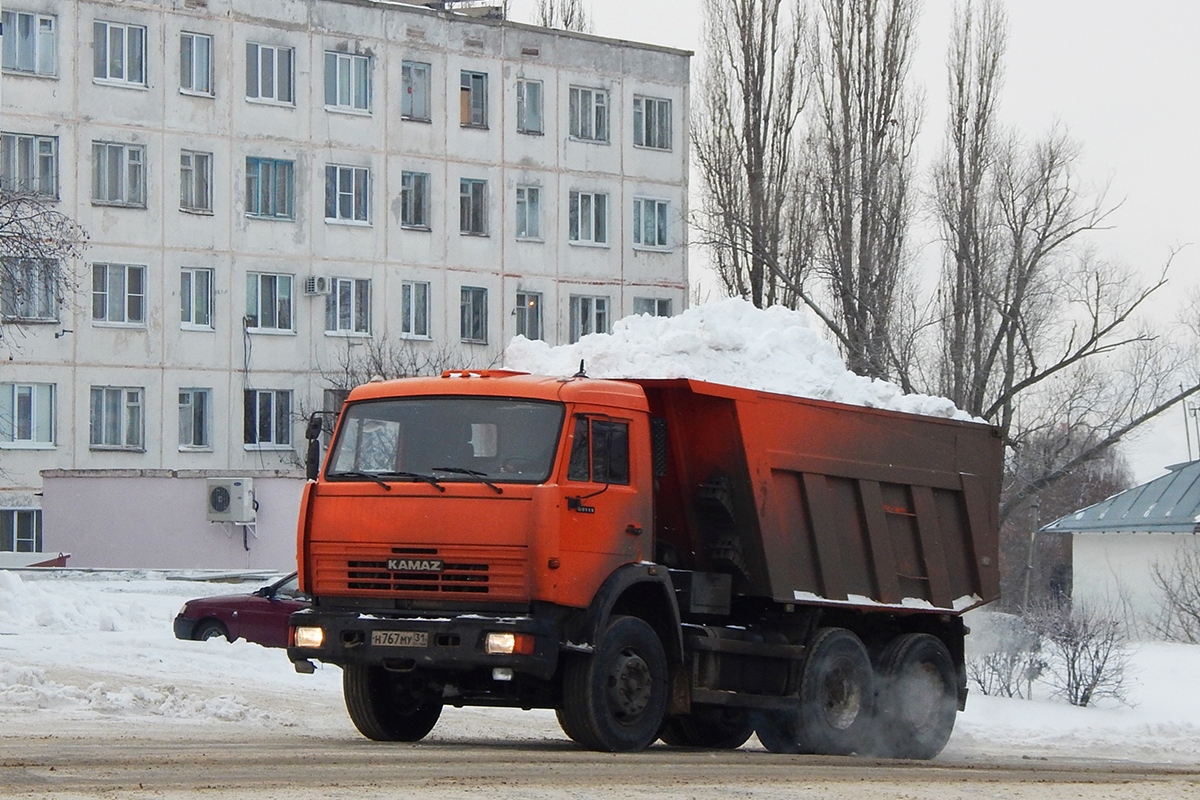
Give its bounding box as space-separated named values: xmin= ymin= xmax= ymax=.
xmin=504 ymin=299 xmax=972 ymax=420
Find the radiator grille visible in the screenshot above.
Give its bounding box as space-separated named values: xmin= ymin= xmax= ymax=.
xmin=311 ymin=544 xmax=528 ymax=602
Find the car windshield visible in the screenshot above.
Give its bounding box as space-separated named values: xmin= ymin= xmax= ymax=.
xmin=326 ymin=396 xmax=565 ymax=484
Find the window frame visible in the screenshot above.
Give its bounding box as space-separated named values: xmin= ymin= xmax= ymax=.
xmin=88 ymin=385 xmax=145 ymax=450
xmin=244 ymin=156 xmax=295 ymax=220
xmin=324 ymin=164 xmax=370 ymax=224
xmin=243 ymin=388 xmax=292 ymax=448
xmin=400 ymin=170 xmax=430 ymax=230
xmin=515 ymin=185 xmax=541 ymax=240
xmin=568 ymin=190 xmax=608 ymax=246
xmin=569 ymin=294 xmax=609 ymax=343
xmin=460 ymin=285 xmax=488 ymax=344
xmin=569 ymin=86 xmax=609 ymax=143
xmin=91 ymin=141 xmax=146 ymax=208
xmin=179 ymin=31 xmax=213 ymax=96
xmin=1 ymin=10 xmax=57 ymax=77
xmin=633 ymin=297 xmax=673 ymax=317
xmin=516 ymin=78 xmax=543 ymax=135
xmin=91 ymin=262 xmax=146 ymax=326
xmin=324 ymin=50 xmax=371 ymax=113
xmin=0 ymin=382 xmax=55 ymax=447
xmin=245 ymin=272 xmax=294 ymax=333
xmin=92 ymin=20 xmax=147 ymax=87
xmin=325 ymin=276 xmax=371 ymax=335
xmin=459 ymin=178 xmax=488 ymax=236
xmin=178 ymin=387 xmax=212 ymax=450
xmin=633 ymin=95 xmax=672 ymax=150
xmin=633 ymin=197 xmax=670 ymax=249
xmin=245 ymin=42 xmax=295 ymax=105
xmin=0 ymin=508 xmax=43 ymax=554
xmin=1 ymin=132 xmax=58 ymax=198
xmin=0 ymin=257 xmax=58 ymax=322
xmin=514 ymin=291 xmax=542 ymax=341
xmin=179 ymin=149 xmax=213 ymax=213
xmin=180 ymin=267 xmax=214 ymax=330
xmin=459 ymin=70 xmax=488 ymax=128
xmin=400 ymin=279 xmax=431 ymax=339
xmin=401 ymin=60 xmax=432 ymax=121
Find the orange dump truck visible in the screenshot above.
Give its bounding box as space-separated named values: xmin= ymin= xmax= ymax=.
xmin=288 ymin=370 xmax=1002 ymax=757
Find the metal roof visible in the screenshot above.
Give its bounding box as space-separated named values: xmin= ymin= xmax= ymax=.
xmin=1042 ymin=460 xmax=1200 ymax=534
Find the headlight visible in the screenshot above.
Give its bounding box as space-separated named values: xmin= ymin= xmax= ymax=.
xmin=293 ymin=626 xmax=325 ymax=648
xmin=485 ymin=631 xmax=535 ymax=655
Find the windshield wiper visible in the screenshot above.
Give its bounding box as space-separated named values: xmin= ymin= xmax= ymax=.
xmin=327 ymin=470 xmax=392 ymax=490
xmin=432 ymin=466 xmax=504 ymax=495
xmin=329 ymin=470 xmax=446 ymax=493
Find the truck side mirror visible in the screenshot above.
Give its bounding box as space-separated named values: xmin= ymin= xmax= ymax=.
xmin=305 ymin=414 xmax=326 ymax=481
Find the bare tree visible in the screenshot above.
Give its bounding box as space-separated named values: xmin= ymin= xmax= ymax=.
xmin=807 ymin=0 xmax=922 ymax=385
xmin=693 ymin=0 xmax=811 ymax=310
xmin=320 ymin=338 xmax=499 ymax=398
xmin=1150 ymin=544 xmax=1200 ymax=643
xmin=0 ymin=189 xmax=88 ymax=324
xmin=1025 ymin=600 xmax=1130 ymax=707
xmin=534 ymin=0 xmax=591 ymax=32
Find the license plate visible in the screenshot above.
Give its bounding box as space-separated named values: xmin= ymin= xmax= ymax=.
xmin=370 ymin=630 xmax=428 ymax=648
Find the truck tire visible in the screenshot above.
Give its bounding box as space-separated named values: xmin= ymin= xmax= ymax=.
xmin=659 ymin=707 xmax=755 ymax=749
xmin=342 ymin=664 xmax=443 ymax=742
xmin=558 ymin=615 xmax=668 ymax=752
xmin=754 ymin=711 xmax=801 ymax=753
xmin=872 ymin=633 xmax=957 ymax=760
xmin=794 ymin=627 xmax=875 ymax=755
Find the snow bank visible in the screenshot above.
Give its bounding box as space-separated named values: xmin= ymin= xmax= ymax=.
xmin=505 ymin=299 xmax=972 ymax=420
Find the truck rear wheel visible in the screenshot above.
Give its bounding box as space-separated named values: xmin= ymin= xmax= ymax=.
xmin=558 ymin=615 xmax=668 ymax=752
xmin=342 ymin=664 xmax=443 ymax=742
xmin=872 ymin=633 xmax=957 ymax=759
xmin=795 ymin=627 xmax=875 ymax=755
xmin=659 ymin=707 xmax=755 ymax=749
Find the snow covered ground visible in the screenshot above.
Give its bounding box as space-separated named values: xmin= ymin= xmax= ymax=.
xmin=2 ymin=568 xmax=1198 ymax=767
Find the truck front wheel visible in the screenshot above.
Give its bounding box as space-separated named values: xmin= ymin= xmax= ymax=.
xmin=871 ymin=633 xmax=957 ymax=759
xmin=558 ymin=615 xmax=668 ymax=752
xmin=342 ymin=664 xmax=443 ymax=742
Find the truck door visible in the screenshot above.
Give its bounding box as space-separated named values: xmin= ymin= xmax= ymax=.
xmin=556 ymin=413 xmax=652 ymax=608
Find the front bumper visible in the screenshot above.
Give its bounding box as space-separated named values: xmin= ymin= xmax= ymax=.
xmin=286 ymin=608 xmax=561 ymax=680
xmin=173 ymin=615 xmax=198 ymax=640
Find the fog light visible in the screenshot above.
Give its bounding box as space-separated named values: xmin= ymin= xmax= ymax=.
xmin=293 ymin=626 xmax=325 ymax=648
xmin=492 ymin=667 xmax=514 ymax=681
xmin=485 ymin=631 xmax=535 ymax=655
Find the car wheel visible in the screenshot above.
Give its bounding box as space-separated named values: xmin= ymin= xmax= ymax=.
xmin=194 ymin=620 xmax=230 ymax=642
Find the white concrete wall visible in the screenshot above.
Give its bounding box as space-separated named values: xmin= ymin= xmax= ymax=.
xmin=1072 ymin=532 xmax=1200 ymax=630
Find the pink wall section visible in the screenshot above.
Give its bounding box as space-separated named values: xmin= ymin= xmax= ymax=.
xmin=40 ymin=472 xmax=305 ymax=570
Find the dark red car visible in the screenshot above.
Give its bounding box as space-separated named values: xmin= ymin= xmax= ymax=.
xmin=173 ymin=572 xmax=310 ymax=649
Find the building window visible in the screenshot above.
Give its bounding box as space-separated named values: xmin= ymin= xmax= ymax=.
xmin=93 ymin=21 xmax=146 ymax=86
xmin=245 ymin=157 xmax=294 ymax=219
xmin=324 ymin=164 xmax=369 ymax=223
xmin=1 ymin=132 xmax=57 ymax=197
xmin=634 ymin=297 xmax=672 ymax=317
xmin=92 ymin=263 xmax=145 ymax=325
xmin=634 ymin=96 xmax=672 ymax=150
xmin=0 ymin=382 xmax=54 ymax=446
xmin=569 ymin=191 xmax=608 ymax=245
xmin=515 ymin=186 xmax=541 ymax=240
xmin=89 ymin=386 xmax=144 ymax=449
xmin=246 ymin=42 xmax=294 ymax=104
xmin=325 ymin=277 xmax=370 ymax=334
xmin=180 ymin=267 xmax=213 ymax=329
xmin=0 ymin=509 xmax=42 ymax=553
xmin=180 ymin=150 xmax=213 ymax=212
xmin=459 ymin=178 xmax=487 ymax=236
xmin=325 ymin=51 xmax=371 ymax=112
xmin=91 ymin=141 xmax=145 ymax=207
xmin=400 ymin=171 xmax=430 ymax=229
xmin=515 ymin=291 xmax=542 ymax=341
xmin=460 ymin=286 xmax=487 ymax=344
xmin=570 ymin=295 xmax=609 ymax=342
xmin=401 ymin=280 xmax=430 ymax=338
xmin=246 ymin=272 xmax=293 ymax=331
xmin=180 ymin=32 xmax=213 ymax=95
xmin=401 ymin=60 xmax=431 ymax=121
xmin=569 ymin=86 xmax=608 ymax=142
xmin=244 ymin=389 xmax=291 ymax=447
xmin=178 ymin=388 xmax=211 ymax=449
xmin=460 ymin=70 xmax=488 ymax=128
xmin=0 ymin=257 xmax=57 ymax=321
xmin=1 ymin=11 xmax=57 ymax=76
xmin=516 ymin=79 xmax=543 ymax=134
xmin=633 ymin=198 xmax=669 ymax=248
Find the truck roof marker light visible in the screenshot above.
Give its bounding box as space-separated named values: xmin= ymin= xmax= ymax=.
xmin=440 ymin=369 xmax=529 ymax=379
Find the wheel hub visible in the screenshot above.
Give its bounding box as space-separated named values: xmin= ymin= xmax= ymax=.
xmin=607 ymin=650 xmax=652 ymax=719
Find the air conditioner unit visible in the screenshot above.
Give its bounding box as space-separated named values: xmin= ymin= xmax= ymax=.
xmin=206 ymin=477 xmax=255 ymax=523
xmin=304 ymin=275 xmax=332 ymax=295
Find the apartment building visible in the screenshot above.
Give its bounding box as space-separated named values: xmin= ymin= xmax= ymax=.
xmin=0 ymin=0 xmax=690 ymax=568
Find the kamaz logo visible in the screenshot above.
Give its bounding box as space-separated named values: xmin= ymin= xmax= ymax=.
xmin=387 ymin=558 xmax=444 ymax=572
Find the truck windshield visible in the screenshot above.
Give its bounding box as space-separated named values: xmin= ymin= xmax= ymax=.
xmin=326 ymin=397 xmax=565 ymax=485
